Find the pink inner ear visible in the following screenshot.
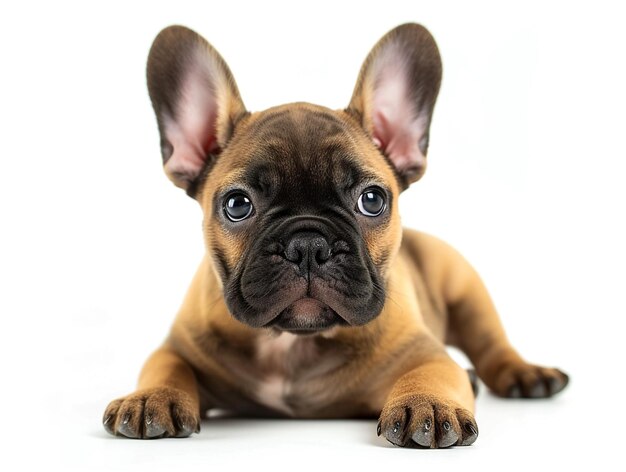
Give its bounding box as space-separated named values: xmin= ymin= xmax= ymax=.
xmin=371 ymin=48 xmax=427 ymax=177
xmin=163 ymin=62 xmax=221 ymax=187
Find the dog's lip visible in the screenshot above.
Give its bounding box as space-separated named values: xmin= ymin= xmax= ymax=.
xmin=288 ymin=297 xmax=326 ymax=315
xmin=268 ymin=297 xmax=345 ymax=333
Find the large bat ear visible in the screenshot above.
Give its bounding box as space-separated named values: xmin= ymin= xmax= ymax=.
xmin=347 ymin=24 xmax=442 ymax=188
xmin=147 ymin=25 xmax=247 ymax=194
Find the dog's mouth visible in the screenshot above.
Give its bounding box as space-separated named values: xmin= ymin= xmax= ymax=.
xmin=267 ymin=297 xmax=347 ymax=335
xmin=226 ymin=217 xmax=387 ymax=331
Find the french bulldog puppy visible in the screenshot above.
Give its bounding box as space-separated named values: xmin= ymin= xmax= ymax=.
xmin=103 ymin=24 xmax=568 ymax=447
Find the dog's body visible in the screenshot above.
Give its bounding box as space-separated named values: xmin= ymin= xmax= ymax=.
xmin=145 ymin=227 xmax=487 ymax=419
xmin=103 ymin=25 xmax=568 ymax=447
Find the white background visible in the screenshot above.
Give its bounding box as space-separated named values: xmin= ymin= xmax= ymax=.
xmin=1 ymin=0 xmax=625 ymax=470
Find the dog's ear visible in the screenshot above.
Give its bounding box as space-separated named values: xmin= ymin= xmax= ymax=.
xmin=147 ymin=25 xmax=247 ymax=194
xmin=347 ymin=24 xmax=442 ymax=188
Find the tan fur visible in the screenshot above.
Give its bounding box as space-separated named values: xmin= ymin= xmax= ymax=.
xmin=103 ymin=24 xmax=567 ymax=446
xmin=104 ymin=225 xmax=566 ymax=440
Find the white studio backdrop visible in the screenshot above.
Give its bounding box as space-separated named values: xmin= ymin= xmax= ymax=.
xmin=0 ymin=1 xmax=624 ymax=470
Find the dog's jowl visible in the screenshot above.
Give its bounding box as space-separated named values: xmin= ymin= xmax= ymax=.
xmin=103 ymin=24 xmax=568 ymax=447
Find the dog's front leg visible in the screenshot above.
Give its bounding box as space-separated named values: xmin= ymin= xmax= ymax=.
xmin=103 ymin=345 xmax=200 ymax=438
xmin=378 ymin=353 xmax=478 ymax=448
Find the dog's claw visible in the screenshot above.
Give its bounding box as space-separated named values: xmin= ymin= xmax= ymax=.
xmin=507 ymin=385 xmax=522 ymax=398
xmin=547 ymin=373 xmax=568 ymax=395
xmin=529 ymin=380 xmax=547 ymax=397
xmin=411 ymin=420 xmax=434 ymax=447
xmin=118 ymin=416 xmax=139 ymax=438
xmin=462 ymin=422 xmax=479 ymax=446
xmin=145 ymin=421 xmax=167 ymax=438
xmin=438 ymin=421 xmax=458 ymax=448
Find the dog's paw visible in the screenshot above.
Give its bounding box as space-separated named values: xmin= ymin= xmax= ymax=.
xmin=490 ymin=362 xmax=569 ymax=398
xmin=378 ymin=394 xmax=478 ymax=448
xmin=103 ymin=387 xmax=200 ymax=439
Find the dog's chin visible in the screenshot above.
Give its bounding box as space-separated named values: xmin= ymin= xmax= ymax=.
xmin=268 ymin=297 xmax=347 ymax=335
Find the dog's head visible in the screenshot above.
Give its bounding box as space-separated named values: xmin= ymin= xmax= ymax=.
xmin=146 ymin=24 xmax=441 ymax=334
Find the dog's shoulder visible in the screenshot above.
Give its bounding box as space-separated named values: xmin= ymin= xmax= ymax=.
xmin=399 ymin=228 xmax=488 ymax=329
xmin=400 ymin=228 xmax=469 ymax=279
xmin=398 ymin=229 xmax=471 ymax=339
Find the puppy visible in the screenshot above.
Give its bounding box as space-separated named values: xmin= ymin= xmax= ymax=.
xmin=103 ymin=23 xmax=568 ymax=447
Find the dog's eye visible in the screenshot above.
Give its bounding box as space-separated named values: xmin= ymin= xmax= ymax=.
xmin=357 ymin=188 xmax=386 ymax=217
xmin=224 ymin=193 xmax=253 ymax=221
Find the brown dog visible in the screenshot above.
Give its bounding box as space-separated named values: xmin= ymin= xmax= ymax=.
xmin=103 ymin=23 xmax=568 ymax=447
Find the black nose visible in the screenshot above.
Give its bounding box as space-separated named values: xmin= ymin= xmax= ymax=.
xmin=284 ymin=232 xmax=331 ymax=274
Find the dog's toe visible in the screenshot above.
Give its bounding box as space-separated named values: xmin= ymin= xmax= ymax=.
xmin=411 ymin=418 xmax=434 ymax=447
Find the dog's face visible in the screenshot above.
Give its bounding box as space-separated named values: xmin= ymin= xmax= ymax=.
xmin=199 ymin=103 xmax=399 ymax=333
xmin=147 ymin=24 xmax=441 ymax=333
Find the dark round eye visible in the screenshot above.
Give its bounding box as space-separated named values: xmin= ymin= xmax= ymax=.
xmin=357 ymin=188 xmax=386 ymax=217
xmin=224 ymin=193 xmax=253 ymax=221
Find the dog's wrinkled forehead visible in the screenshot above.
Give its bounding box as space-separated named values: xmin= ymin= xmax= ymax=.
xmin=221 ymin=104 xmax=388 ymax=202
